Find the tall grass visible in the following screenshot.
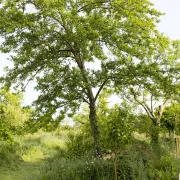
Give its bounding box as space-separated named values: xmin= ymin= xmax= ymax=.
xmin=1 ymin=126 xmax=180 ymax=180
xmin=0 ymin=127 xmax=68 ymax=170
xmin=41 ymin=156 xmax=120 ymax=180
xmin=0 ymin=141 xmax=22 ymax=168
xmin=40 ymin=141 xmax=147 ymax=180
xmin=40 ymin=139 xmax=180 ymax=180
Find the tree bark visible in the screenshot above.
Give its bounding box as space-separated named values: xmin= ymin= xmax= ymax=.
xmin=89 ymin=101 xmax=101 ymax=158
xmin=74 ymin=53 xmax=102 ymax=158
xmin=150 ymin=120 xmax=160 ymax=152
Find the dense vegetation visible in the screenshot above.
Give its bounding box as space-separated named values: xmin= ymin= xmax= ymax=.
xmin=0 ymin=0 xmax=180 ymax=179
xmin=0 ymin=89 xmax=180 ymax=180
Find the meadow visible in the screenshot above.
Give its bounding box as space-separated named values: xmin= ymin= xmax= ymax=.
xmin=1 ymin=125 xmax=180 ymax=180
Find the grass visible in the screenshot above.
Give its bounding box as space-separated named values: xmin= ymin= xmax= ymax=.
xmin=0 ymin=128 xmax=68 ymax=180
xmin=1 ymin=126 xmax=179 ymax=180
xmin=0 ymin=160 xmax=44 ymax=180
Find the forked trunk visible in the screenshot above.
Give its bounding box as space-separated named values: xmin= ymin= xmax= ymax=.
xmin=75 ymin=56 xmax=101 ymax=158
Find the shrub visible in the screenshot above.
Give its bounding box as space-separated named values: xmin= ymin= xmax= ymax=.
xmin=40 ymin=141 xmax=150 ymax=180
xmin=0 ymin=141 xmax=22 ymax=167
xmin=65 ymin=129 xmax=94 ymax=158
xmin=41 ymin=155 xmax=133 ymax=180
xmin=22 ymin=146 xmax=44 ymax=161
xmin=148 ymin=151 xmax=180 ymax=180
xmin=41 ymin=139 xmax=180 ymax=180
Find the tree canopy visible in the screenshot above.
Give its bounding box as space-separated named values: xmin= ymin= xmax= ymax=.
xmin=0 ymin=0 xmax=179 ymax=157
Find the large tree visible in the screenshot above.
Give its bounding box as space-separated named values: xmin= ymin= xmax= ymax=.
xmin=0 ymin=0 xmax=170 ymax=157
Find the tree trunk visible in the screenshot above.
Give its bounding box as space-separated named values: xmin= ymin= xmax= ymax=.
xmin=114 ymin=153 xmax=118 ymax=180
xmin=74 ymin=55 xmax=101 ymax=158
xmin=89 ymin=102 xmax=101 ymax=159
xmin=150 ymin=120 xmax=160 ymax=152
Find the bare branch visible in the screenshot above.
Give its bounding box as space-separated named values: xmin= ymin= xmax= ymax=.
xmin=130 ymin=88 xmax=155 ymax=120
xmin=157 ymin=99 xmax=171 ymax=123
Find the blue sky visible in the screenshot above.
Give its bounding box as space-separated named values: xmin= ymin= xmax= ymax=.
xmin=0 ymin=1 xmax=180 ymax=105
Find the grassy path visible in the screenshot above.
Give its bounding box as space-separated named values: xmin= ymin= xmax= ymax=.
xmin=0 ymin=158 xmax=45 ymax=180
xmin=0 ymin=130 xmax=67 ymax=180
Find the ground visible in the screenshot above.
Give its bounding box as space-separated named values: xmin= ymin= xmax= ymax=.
xmin=0 ymin=130 xmax=66 ymax=180
xmin=0 ymin=157 xmax=45 ymax=180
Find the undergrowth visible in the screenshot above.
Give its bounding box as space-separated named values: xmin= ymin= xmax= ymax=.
xmin=1 ymin=126 xmax=180 ymax=180
xmin=40 ymin=140 xmax=180 ymax=180
xmin=0 ymin=141 xmax=22 ymax=168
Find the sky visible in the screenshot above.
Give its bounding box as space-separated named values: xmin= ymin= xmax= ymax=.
xmin=152 ymin=0 xmax=180 ymax=40
xmin=0 ymin=0 xmax=180 ymax=105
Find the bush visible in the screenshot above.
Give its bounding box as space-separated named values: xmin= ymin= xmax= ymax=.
xmin=129 ymin=140 xmax=180 ymax=180
xmin=21 ymin=146 xmax=44 ymax=162
xmin=41 ymin=155 xmax=133 ymax=180
xmin=0 ymin=141 xmax=22 ymax=167
xmin=40 ymin=141 xmax=150 ymax=180
xmin=148 ymin=151 xmax=180 ymax=180
xmin=15 ymin=130 xmax=67 ymax=162
xmin=40 ymin=139 xmax=180 ymax=180
xmin=65 ymin=129 xmax=94 ymax=158
xmin=40 ymin=133 xmax=65 ymax=150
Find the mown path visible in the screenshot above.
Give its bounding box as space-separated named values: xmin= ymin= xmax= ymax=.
xmin=0 ymin=130 xmax=66 ymax=180
xmin=0 ymin=158 xmax=45 ymax=180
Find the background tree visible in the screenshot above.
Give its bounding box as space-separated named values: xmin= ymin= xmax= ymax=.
xmin=161 ymin=103 xmax=180 ymax=137
xmin=0 ymin=88 xmax=30 ymax=142
xmin=128 ymin=72 xmax=179 ymax=150
xmin=113 ymin=38 xmax=180 ymax=151
xmin=0 ymin=0 xmax=172 ymax=157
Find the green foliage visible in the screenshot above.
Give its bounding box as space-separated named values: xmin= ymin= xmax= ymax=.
xmin=22 ymin=146 xmax=44 ymax=162
xmin=0 ymin=89 xmax=30 ymax=142
xmin=64 ymin=106 xmax=94 ymax=158
xmin=127 ymin=141 xmax=180 ymax=180
xmin=66 ymin=98 xmax=135 ymax=157
xmin=41 ymin=155 xmax=132 ymax=180
xmin=100 ymin=105 xmax=134 ymax=153
xmin=18 ymin=129 xmax=67 ymax=159
xmin=150 ymin=156 xmax=175 ymax=179
xmin=0 ymin=128 xmax=69 ymax=180
xmin=0 ymin=0 xmax=170 ymax=127
xmin=134 ymin=114 xmax=151 ymax=135
xmin=0 ymin=121 xmax=179 ymax=180
xmin=0 ymin=0 xmax=179 ymax=174
xmin=41 ymin=140 xmax=180 ymax=180
xmin=66 ymin=129 xmax=94 ymax=158
xmin=0 ymin=141 xmax=22 ymax=167
xmin=161 ymin=103 xmax=180 ymax=135
xmin=1 ymin=0 xmax=179 ymax=158
xmin=147 ymin=150 xmax=180 ymax=180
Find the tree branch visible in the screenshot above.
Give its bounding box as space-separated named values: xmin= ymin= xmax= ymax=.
xmin=78 ymin=1 xmax=110 ymax=12
xmin=21 ymin=66 xmax=43 ymax=91
xmin=157 ymin=99 xmax=171 ymax=123
xmin=151 ymin=93 xmax=153 ymax=113
xmin=130 ymin=88 xmax=155 ymax=120
xmin=94 ymin=79 xmax=108 ymax=102
xmin=82 ymin=97 xmax=90 ymax=105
